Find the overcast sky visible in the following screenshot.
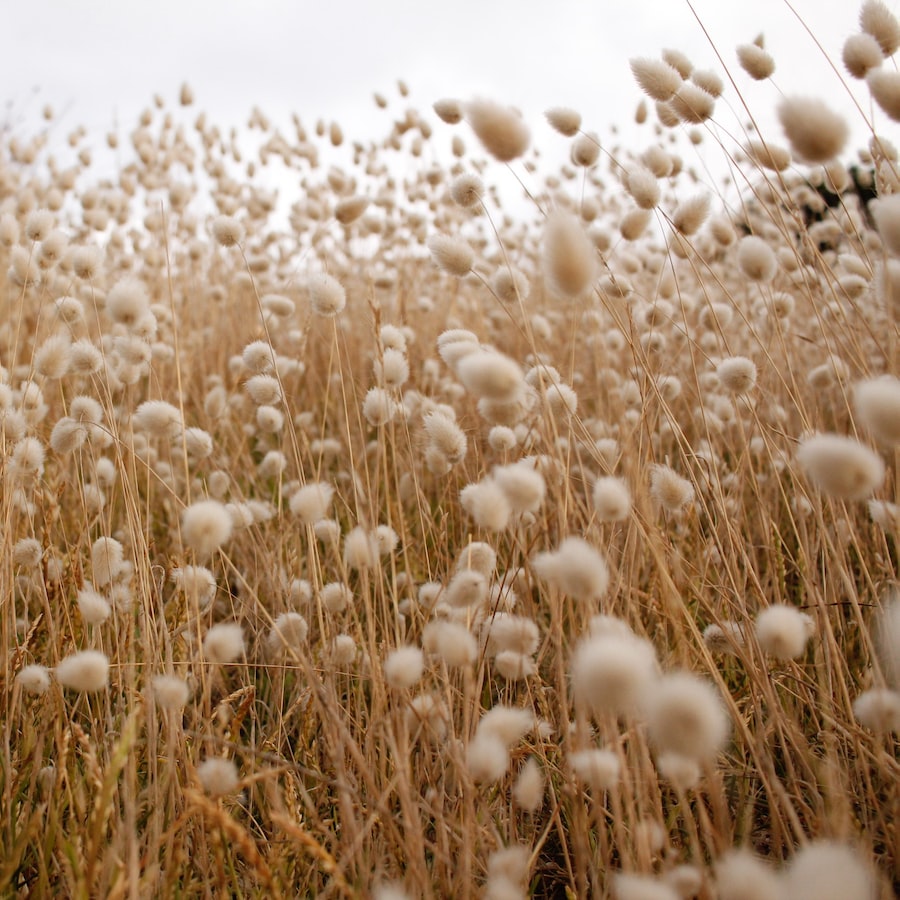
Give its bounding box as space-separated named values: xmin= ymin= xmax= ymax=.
xmin=1 ymin=0 xmax=878 ymax=201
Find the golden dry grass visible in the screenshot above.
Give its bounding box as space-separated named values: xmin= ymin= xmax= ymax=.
xmin=1 ymin=7 xmax=899 ymax=898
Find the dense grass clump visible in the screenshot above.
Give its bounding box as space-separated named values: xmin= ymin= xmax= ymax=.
xmin=2 ymin=4 xmax=900 ymax=897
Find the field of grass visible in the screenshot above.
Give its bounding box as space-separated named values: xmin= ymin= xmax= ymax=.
xmin=2 ymin=3 xmax=900 ymax=898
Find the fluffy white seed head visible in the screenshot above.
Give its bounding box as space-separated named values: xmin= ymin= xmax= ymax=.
xmin=17 ymin=664 xmax=51 ymax=695
xmin=488 ymin=425 xmax=517 ymax=452
xmin=492 ymin=266 xmax=529 ymax=304
xmin=465 ymin=98 xmax=530 ymax=162
xmin=309 ymin=272 xmax=346 ymax=316
xmin=477 ymin=706 xmax=533 ymax=749
xmin=650 ymin=465 xmax=695 ymax=513
xmin=106 ymin=278 xmax=149 ymax=327
xmin=56 ymin=650 xmax=110 ymax=692
xmin=853 ymin=688 xmax=900 ymax=732
xmin=242 ymin=340 xmax=276 ymax=374
xmin=91 ymin=536 xmax=124 ymax=588
xmin=197 ymin=757 xmax=240 ymax=796
xmin=544 ymin=212 xmax=596 ymax=297
xmin=613 ymin=873 xmax=680 ymax=900
xmin=545 ymin=106 xmax=582 ymax=136
xmin=737 ymin=236 xmax=777 ymax=282
xmin=211 ymin=215 xmax=243 ymax=247
xmin=383 ymin=646 xmax=425 ymax=689
xmin=861 ymin=0 xmax=900 ymax=55
xmin=755 ymin=605 xmax=814 ymax=660
xmin=449 ymin=172 xmax=484 ymax=208
xmin=152 ymin=674 xmax=191 ymax=710
xmin=571 ymin=632 xmax=658 ymax=716
xmin=133 ymin=400 xmax=184 ymax=440
xmin=512 ymin=757 xmax=544 ymax=812
xmin=630 ymin=58 xmax=683 ymax=101
xmin=626 ymin=166 xmax=661 ymax=210
xmin=267 ymin=612 xmax=309 ymax=657
xmin=289 ymin=482 xmax=335 ymax=525
xmin=647 ymin=672 xmax=730 ymax=762
xmin=592 ymin=476 xmax=632 ymax=522
xmin=854 ymin=377 xmax=900 ymax=445
xmin=172 ymin=565 xmax=216 ymax=607
xmin=203 ymin=622 xmax=245 ymax=664
xmin=343 ymin=526 xmax=378 ymax=570
xmin=445 ymin=569 xmax=489 ymax=609
xmin=182 ymin=500 xmax=233 ymax=557
xmin=422 ymin=620 xmax=477 ymax=668
xmin=571 ymin=132 xmax=600 ymax=167
xmin=869 ymin=69 xmax=900 ymax=120
xmin=668 ymin=82 xmax=715 ymax=123
xmin=460 ymin=479 xmax=512 ymax=531
xmin=467 ymin=733 xmax=510 ymax=783
xmin=716 ymin=356 xmax=757 ymax=394
xmin=796 ymin=434 xmax=885 ymax=500
xmin=737 ymin=43 xmax=775 ymax=80
xmin=457 ymin=351 xmax=524 ymax=402
xmin=423 ymin=411 xmax=467 ymax=463
xmin=714 ymin=850 xmax=781 ymax=900
xmin=320 ymin=581 xmax=352 ymax=613
xmin=872 ymin=194 xmax=900 ymax=255
xmin=34 ymin=335 xmax=71 ymax=379
xmin=744 ymin=139 xmax=792 ymax=171
xmin=455 ymin=541 xmax=497 ymax=577
xmin=876 ymin=591 xmax=900 ymax=687
xmin=655 ymin=752 xmax=702 ymax=791
xmin=13 ymin=537 xmax=42 ymax=568
xmin=433 ymin=97 xmax=463 ymax=123
xmin=363 ymin=387 xmax=398 ymax=426
xmin=334 ymin=195 xmax=368 ymax=224
xmin=77 ymin=585 xmax=112 ymax=625
xmin=843 ymin=33 xmax=884 ymax=78
xmin=532 ymin=537 xmax=609 ymax=603
xmin=777 ymin=97 xmax=849 ymax=163
xmin=427 ymin=233 xmax=474 ymax=277
xmin=780 ymin=841 xmax=875 ymax=900
xmin=570 ymin=749 xmax=621 ymax=790
xmin=492 ymin=462 xmax=546 ymax=515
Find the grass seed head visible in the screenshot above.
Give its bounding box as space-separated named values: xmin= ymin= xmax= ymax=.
xmin=197 ymin=757 xmax=240 ymax=796
xmin=545 ymin=106 xmax=582 ymax=136
xmin=647 ymin=672 xmax=730 ymax=762
xmin=777 ymin=96 xmax=849 ymax=163
xmin=465 ymin=98 xmax=530 ymax=162
xmin=544 ymin=211 xmax=596 ymax=297
xmin=780 ymin=841 xmax=875 ymax=900
xmin=630 ymin=58 xmax=683 ymax=102
xmin=383 ymin=646 xmax=425 ymax=689
xmin=570 ymin=748 xmax=621 ymax=790
xmin=309 ymin=272 xmax=347 ymax=316
xmin=17 ymin=664 xmax=51 ymax=695
xmin=853 ymin=688 xmax=900 ymax=732
xmin=755 ymin=605 xmax=814 ymax=660
xmin=737 ymin=43 xmax=775 ymax=80
xmin=182 ymin=500 xmax=233 ymax=558
xmin=56 ymin=650 xmax=110 ymax=692
xmin=714 ymin=850 xmax=780 ymax=900
xmin=202 ymin=622 xmax=245 ymax=664
xmin=152 ymin=674 xmax=191 ymax=710
xmin=861 ymin=0 xmax=900 ymax=55
xmin=796 ymin=434 xmax=885 ymax=500
xmin=843 ymin=32 xmax=884 ymax=78
xmin=592 ymin=476 xmax=632 ymax=522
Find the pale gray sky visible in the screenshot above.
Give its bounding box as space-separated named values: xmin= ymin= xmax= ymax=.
xmin=1 ymin=0 xmax=882 ymax=204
